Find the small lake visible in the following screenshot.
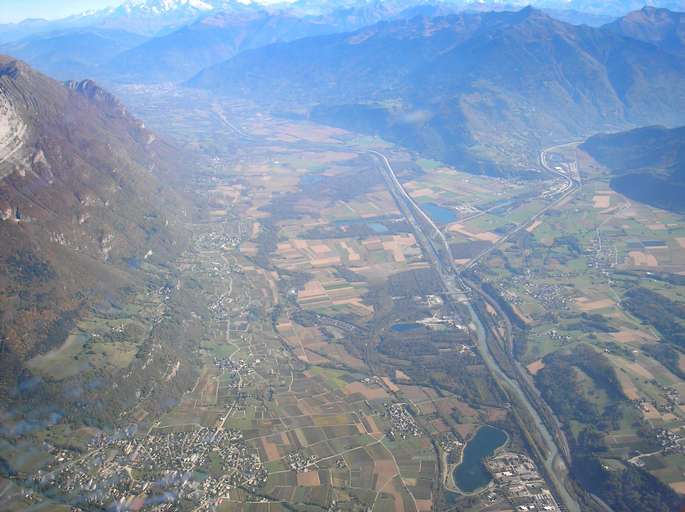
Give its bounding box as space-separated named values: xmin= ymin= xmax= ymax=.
xmin=421 ymin=202 xmax=457 ymax=224
xmin=391 ymin=322 xmax=421 ymax=333
xmin=453 ymin=425 xmax=508 ymax=493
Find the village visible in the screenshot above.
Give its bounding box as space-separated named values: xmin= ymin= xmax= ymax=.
xmin=31 ymin=427 xmax=267 ymax=510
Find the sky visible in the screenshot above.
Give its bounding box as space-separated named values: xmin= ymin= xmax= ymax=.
xmin=0 ymin=0 xmax=121 ymax=23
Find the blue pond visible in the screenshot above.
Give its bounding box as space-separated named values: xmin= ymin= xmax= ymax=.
xmin=391 ymin=322 xmax=421 ymax=332
xmin=453 ymin=425 xmax=508 ymax=493
xmin=421 ymin=202 xmax=457 ymax=224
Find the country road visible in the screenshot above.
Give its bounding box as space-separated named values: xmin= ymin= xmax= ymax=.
xmin=370 ymin=150 xmax=583 ymax=512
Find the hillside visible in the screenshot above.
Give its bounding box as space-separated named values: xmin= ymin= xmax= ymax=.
xmin=188 ymin=7 xmax=685 ymax=174
xmin=580 ymin=125 xmax=685 ymax=213
xmin=0 ymin=56 xmax=189 ymax=377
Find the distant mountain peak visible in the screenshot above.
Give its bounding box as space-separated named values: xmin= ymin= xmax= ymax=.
xmin=118 ymin=0 xmax=215 ymax=14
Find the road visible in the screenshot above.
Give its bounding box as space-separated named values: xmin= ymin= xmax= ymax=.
xmin=370 ymin=150 xmax=582 ymax=512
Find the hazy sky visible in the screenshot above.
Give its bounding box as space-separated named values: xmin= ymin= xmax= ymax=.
xmin=0 ymin=0 xmax=121 ymax=23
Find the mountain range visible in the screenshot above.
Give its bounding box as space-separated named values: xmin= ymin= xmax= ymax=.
xmin=3 ymin=1 xmax=684 ymax=42
xmin=103 ymin=7 xmax=414 ymax=83
xmin=188 ymin=6 xmax=685 ymax=173
xmin=1 ymin=1 xmax=683 ymax=85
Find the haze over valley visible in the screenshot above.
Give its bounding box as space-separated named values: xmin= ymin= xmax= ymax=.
xmin=2 ymin=1 xmax=685 ymax=511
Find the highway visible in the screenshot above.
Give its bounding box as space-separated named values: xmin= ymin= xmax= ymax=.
xmin=370 ymin=150 xmax=583 ymax=512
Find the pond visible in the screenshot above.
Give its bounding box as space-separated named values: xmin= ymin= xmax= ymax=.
xmin=421 ymin=202 xmax=457 ymax=224
xmin=391 ymin=322 xmax=421 ymax=332
xmin=453 ymin=425 xmax=508 ymax=493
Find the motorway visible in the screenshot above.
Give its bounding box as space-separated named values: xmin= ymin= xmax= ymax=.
xmin=370 ymin=150 xmax=583 ymax=512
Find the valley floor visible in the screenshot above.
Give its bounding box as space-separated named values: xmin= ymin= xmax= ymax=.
xmin=2 ymin=85 xmax=685 ymax=511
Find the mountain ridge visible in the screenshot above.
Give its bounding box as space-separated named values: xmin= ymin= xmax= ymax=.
xmin=0 ymin=56 xmax=189 ymax=369
xmin=188 ymin=7 xmax=685 ymax=173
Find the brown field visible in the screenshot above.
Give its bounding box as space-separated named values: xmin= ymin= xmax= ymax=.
xmin=616 ymin=372 xmax=640 ymax=400
xmin=410 ymin=188 xmax=437 ymax=198
xmin=261 ymin=439 xmax=281 ymax=462
xmin=296 ymin=151 xmax=357 ymax=164
xmin=254 ymin=119 xmax=349 ymax=143
xmin=610 ymin=355 xmax=655 ymax=380
xmin=484 ymin=407 xmax=507 ymax=423
xmin=398 ymin=385 xmax=438 ymax=402
xmin=382 ymin=377 xmax=400 ymax=393
xmin=382 ymin=234 xmax=417 ymax=263
xmin=386 ymin=476 xmax=409 ymax=512
xmin=448 ymin=223 xmax=499 ymax=242
xmin=593 ymin=195 xmax=611 ymax=208
xmin=344 ymin=381 xmax=389 ymax=400
xmin=298 ymin=280 xmax=328 ymax=301
xmin=628 ymin=251 xmax=658 ymax=267
xmin=575 ymin=297 xmax=615 ymax=311
xmin=297 ymin=471 xmax=321 ymax=487
xmin=395 ymin=369 xmax=411 ymax=382
xmin=313 ymin=344 xmax=366 ymax=370
xmin=416 ymin=499 xmax=433 ymax=511
xmin=331 ymin=297 xmax=374 ymax=314
xmin=527 ymin=359 xmax=545 ymax=375
xmin=431 ymin=418 xmax=452 ymax=433
xmin=374 ymin=459 xmax=399 ymax=491
xmin=611 ymin=329 xmax=657 ymax=344
xmin=446 ymin=399 xmax=477 ymax=418
xmin=670 ymin=481 xmax=685 ymax=494
xmin=455 ymin=423 xmax=478 ymax=439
